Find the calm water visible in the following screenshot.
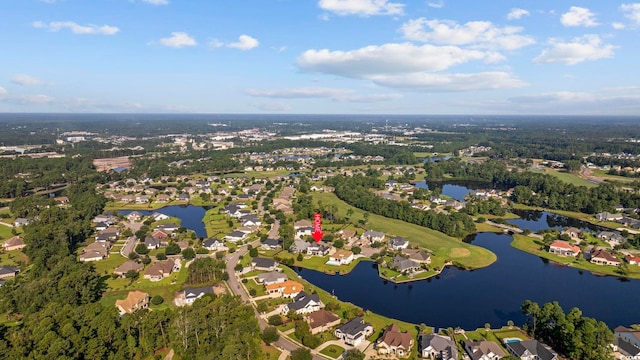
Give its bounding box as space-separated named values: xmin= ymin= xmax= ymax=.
xmin=507 ymin=209 xmax=607 ymax=233
xmin=117 ymin=205 xmax=208 ymax=238
xmin=295 ymin=232 xmax=640 ymax=330
xmin=414 ymin=181 xmax=478 ymax=202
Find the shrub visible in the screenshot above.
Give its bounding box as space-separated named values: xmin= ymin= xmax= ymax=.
xmin=268 ymin=315 xmax=282 ymax=326
xmin=151 ymin=295 xmax=164 ymax=305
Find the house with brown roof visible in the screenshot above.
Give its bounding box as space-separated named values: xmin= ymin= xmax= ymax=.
xmin=615 ymin=326 xmax=640 ymax=349
xmin=625 ymin=255 xmax=640 ymax=266
xmin=327 ymin=249 xmax=354 ymax=266
xmin=2 ymin=236 xmax=26 ymax=251
xmin=305 ymin=310 xmax=341 ymax=335
xmin=376 ymin=323 xmax=414 ymax=357
xmin=144 ymin=259 xmax=179 ymax=281
xmin=590 ymin=249 xmax=621 ymax=266
xmin=561 ymin=227 xmax=582 ymax=240
xmin=549 ymin=240 xmax=580 ymax=257
xmin=79 ymin=242 xmax=110 ymax=262
xmin=114 ymin=260 xmax=144 ymax=277
xmin=115 ymin=290 xmax=150 ymax=315
xmin=464 ymin=340 xmax=505 ymax=360
xmin=402 ymin=249 xmax=432 ymax=264
xmin=265 ymin=280 xmax=304 ymax=298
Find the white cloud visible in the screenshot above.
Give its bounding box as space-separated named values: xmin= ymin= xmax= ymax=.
xmin=400 ymin=18 xmax=535 ymax=50
xmin=32 ymin=21 xmax=119 ymax=35
xmin=251 ymin=102 xmax=293 ymax=111
xmin=534 ymin=35 xmax=615 ymax=65
xmin=560 ymin=6 xmax=598 ymax=27
xmin=140 ymin=0 xmax=169 ymax=5
xmin=11 ymin=74 xmax=43 ymax=86
xmin=298 ymin=43 xmax=503 ymax=78
xmin=0 ymin=87 xmax=6 ymax=96
xmin=369 ymin=72 xmax=527 ymax=91
xmin=612 ymin=22 xmax=626 ymax=29
xmin=621 ymin=3 xmax=640 ymax=25
xmin=427 ymin=1 xmax=444 ymax=9
xmin=158 ymin=32 xmax=197 ymax=48
xmin=245 ymin=87 xmax=402 ymax=102
xmin=228 ymin=35 xmax=259 ymax=50
xmin=507 ymin=8 xmax=529 ymax=20
xmin=318 ymin=0 xmax=405 ymax=16
xmin=0 ymin=94 xmax=54 ymax=105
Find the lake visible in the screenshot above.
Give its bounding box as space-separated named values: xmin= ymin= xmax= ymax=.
xmin=414 ymin=181 xmax=482 ymax=202
xmin=507 ymin=209 xmax=607 ymax=233
xmin=117 ymin=205 xmax=208 ymax=238
xmin=295 ymin=232 xmax=640 ymax=330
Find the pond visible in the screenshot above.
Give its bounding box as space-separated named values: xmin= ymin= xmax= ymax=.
xmin=507 ymin=209 xmax=607 ymax=233
xmin=295 ymin=232 xmax=640 ymax=330
xmin=413 ymin=181 xmax=484 ymax=202
xmin=117 ymin=205 xmax=208 ymax=238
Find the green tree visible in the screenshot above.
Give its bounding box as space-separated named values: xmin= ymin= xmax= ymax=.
xmin=261 ymin=327 xmax=279 ymax=345
xmin=135 ymin=243 xmax=150 ymax=255
xmin=182 ymin=247 xmax=195 ymax=260
xmin=343 ymin=349 xmax=365 ymax=360
xmin=291 ymin=348 xmax=312 ymax=360
xmin=151 ymin=295 xmax=164 ymax=305
xmin=165 ymin=242 xmax=181 ymax=255
xmin=268 ymin=315 xmax=282 ymax=326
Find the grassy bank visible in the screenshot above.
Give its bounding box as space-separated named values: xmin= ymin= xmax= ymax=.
xmin=310 ymin=192 xmax=497 ymax=270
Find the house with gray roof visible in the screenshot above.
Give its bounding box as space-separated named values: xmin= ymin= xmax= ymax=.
xmin=505 ymin=340 xmax=558 ymax=360
xmin=291 ymin=239 xmax=310 ymax=253
xmin=257 ymin=271 xmax=288 ymax=285
xmin=145 ymin=237 xmax=162 ymax=250
xmin=334 ymin=317 xmax=374 ymax=346
xmin=361 ymin=230 xmax=385 ymax=243
xmin=261 ymin=239 xmax=281 ymax=250
xmin=202 ymin=238 xmax=224 ymax=251
xmin=0 ymin=266 xmax=20 ymax=279
xmin=464 ymin=340 xmax=505 ymax=360
xmin=225 ymin=231 xmax=248 ymax=243
xmin=615 ymin=337 xmax=640 ymax=359
xmin=420 ymin=334 xmax=458 ymax=360
xmin=393 ymin=256 xmax=420 ymax=273
xmin=252 ymin=257 xmax=278 ymax=271
xmin=282 ymin=292 xmax=323 ymax=315
xmin=389 ymin=236 xmax=409 ymax=250
xmin=184 ymin=286 xmax=213 ymax=304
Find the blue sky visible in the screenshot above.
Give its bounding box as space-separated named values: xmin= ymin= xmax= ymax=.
xmin=1 ymin=0 xmax=639 ymax=115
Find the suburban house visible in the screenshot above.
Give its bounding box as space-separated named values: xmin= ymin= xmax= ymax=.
xmin=597 ymin=231 xmax=626 ymax=244
xmin=464 ymin=340 xmax=506 ymax=360
xmin=127 ymin=211 xmax=143 ymax=222
xmin=548 ymin=240 xmax=581 ymax=257
xmin=79 ymin=242 xmax=110 ymax=262
xmin=419 ymin=334 xmax=458 ymax=360
xmin=261 ymin=238 xmax=281 ymax=250
xmin=614 ymin=337 xmax=640 ymax=360
xmin=327 ymin=249 xmax=354 ymax=266
xmin=151 ymin=212 xmax=170 ymax=221
xmin=252 ymin=257 xmax=279 ymax=272
xmin=307 ymin=243 xmax=331 ymax=256
xmin=561 ymin=227 xmax=582 ymax=240
xmin=184 ymin=286 xmax=214 ymax=304
xmin=177 ymin=193 xmax=190 ymax=201
xmin=144 ymin=259 xmax=179 ymax=281
xmin=202 ymin=238 xmax=225 ymax=251
xmin=144 ymin=237 xmax=163 ymax=250
xmin=14 ymin=218 xmax=30 ymax=227
xmin=240 ymin=214 xmax=262 ymax=227
xmin=402 ymin=249 xmax=432 ymax=264
xmin=338 ymin=229 xmax=356 ymax=241
xmin=2 ymin=236 xmax=26 ymax=251
xmin=595 ymin=212 xmax=624 ymax=221
xmin=155 ymin=194 xmax=171 ymax=203
xmin=626 ymin=255 xmax=640 ymax=266
xmin=97 ymin=227 xmax=119 ymax=241
xmin=389 ymin=236 xmax=409 ymax=250
xmin=265 ymin=280 xmax=304 ymax=298
xmin=376 ymin=323 xmax=414 ymax=357
xmin=291 ymin=239 xmax=310 ymax=253
xmin=361 ymin=230 xmax=385 ymax=244
xmin=590 ymin=249 xmax=621 ymax=266
xmin=393 ymin=256 xmax=420 ymax=273
xmin=115 ymin=290 xmax=150 ymax=315
xmin=335 ymin=317 xmax=374 ymax=346
xmin=295 ymin=227 xmax=314 ymax=239
xmin=225 ymin=231 xmax=248 ymax=243
xmin=505 ymin=340 xmax=558 ymax=360
xmin=155 ymin=223 xmax=179 ymax=233
xmin=114 ymin=260 xmax=144 ymax=277
xmin=152 ymin=230 xmax=170 ymax=240
xmin=94 ymin=222 xmax=109 ymax=231
xmin=0 ymin=266 xmax=20 ymax=279
xmin=281 ymin=292 xmax=324 ymax=315
xmin=305 ymin=310 xmax=341 ymax=335
xmin=294 ymin=219 xmax=313 ymax=229
xmin=257 ymin=271 xmax=288 ymax=285
xmin=615 ymin=326 xmax=640 ymax=348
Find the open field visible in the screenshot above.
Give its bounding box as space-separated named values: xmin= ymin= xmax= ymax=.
xmin=0 ymin=250 xmax=29 ymax=267
xmin=542 ymin=168 xmax=597 ymax=188
xmin=310 ymin=192 xmax=497 ymax=270
xmin=0 ymin=225 xmax=17 ymax=242
xmin=592 ymin=169 xmax=636 ymax=183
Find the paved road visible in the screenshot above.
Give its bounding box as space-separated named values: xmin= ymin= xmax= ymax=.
xmin=121 ymin=235 xmax=139 ymax=257
xmin=225 ymin=241 xmax=326 ymax=360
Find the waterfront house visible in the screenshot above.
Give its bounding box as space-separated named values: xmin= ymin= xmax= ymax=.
xmin=127 ymin=211 xmax=143 ymax=222
xmin=419 ymin=334 xmax=458 ymax=360
xmin=595 ymin=212 xmax=624 ymax=221
xmin=252 ymin=257 xmax=278 ymax=272
xmin=389 ymin=236 xmax=409 ymax=250
xmin=281 ymin=292 xmax=323 ymax=315
xmin=257 ymin=271 xmax=288 ymax=285
xmin=334 ymin=317 xmax=373 ymax=346
xmin=615 ymin=326 xmax=640 ymax=348
xmin=393 ymin=256 xmax=420 ymax=273
xmin=626 ymin=255 xmax=640 ymax=266
xmin=307 ymin=243 xmax=331 ymax=256
xmin=548 ymin=240 xmax=580 ymax=257
xmin=291 ymin=239 xmax=310 ymax=253
xmin=402 ymin=249 xmax=432 ymax=264
xmin=590 ymin=249 xmax=621 ymax=266
xmin=265 ymin=280 xmax=304 ymax=298
xmin=464 ymin=340 xmax=505 ymax=360
xmin=505 ymin=340 xmax=558 ymax=360
xmin=202 ymin=238 xmax=225 ymax=251
xmin=614 ymin=337 xmax=640 ymax=359
xmin=376 ymin=323 xmax=413 ymax=357
xmin=561 ymin=227 xmax=582 ymax=240
xmin=327 ymin=249 xmax=354 ymax=266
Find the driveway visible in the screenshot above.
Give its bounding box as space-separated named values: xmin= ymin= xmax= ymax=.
xmin=121 ymin=235 xmax=139 ymax=257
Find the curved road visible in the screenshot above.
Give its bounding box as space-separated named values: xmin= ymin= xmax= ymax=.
xmin=225 ymin=241 xmax=325 ymax=360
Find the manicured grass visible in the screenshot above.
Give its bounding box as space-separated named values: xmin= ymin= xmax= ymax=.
xmin=320 ymin=344 xmax=345 ymax=359
xmin=261 ymin=344 xmax=281 ymax=360
xmin=511 ymin=234 xmax=640 ymax=279
xmin=243 ymin=278 xmax=266 ymax=297
xmin=293 ymin=255 xmax=368 ymax=275
xmin=592 ymin=169 xmax=635 ymax=183
xmin=310 ymin=192 xmax=497 ymax=270
xmin=91 ymin=254 xmax=129 ymax=276
xmin=511 ymin=204 xmax=622 ymax=231
xmin=0 ymin=224 xmax=18 ymax=241
xmin=474 ymin=222 xmax=504 ymax=233
xmin=543 ymin=168 xmax=597 ymax=188
xmin=203 ymin=207 xmax=234 ymax=238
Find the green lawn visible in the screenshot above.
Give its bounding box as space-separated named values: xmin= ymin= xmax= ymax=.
xmin=320 ymin=344 xmax=345 ymax=359
xmin=511 ymin=234 xmax=640 ymax=279
xmin=0 ymin=224 xmax=19 ymax=242
xmin=592 ymin=169 xmax=635 ymax=183
xmin=91 ymin=254 xmax=129 ymax=276
xmin=543 ymin=168 xmax=597 ymax=188
xmin=243 ymin=278 xmax=266 ymax=297
xmin=511 ymin=204 xmax=622 ymax=231
xmin=0 ymin=250 xmax=29 ymax=267
xmin=310 ymin=192 xmax=496 ymax=270
xmin=261 ymin=344 xmax=281 ymax=360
